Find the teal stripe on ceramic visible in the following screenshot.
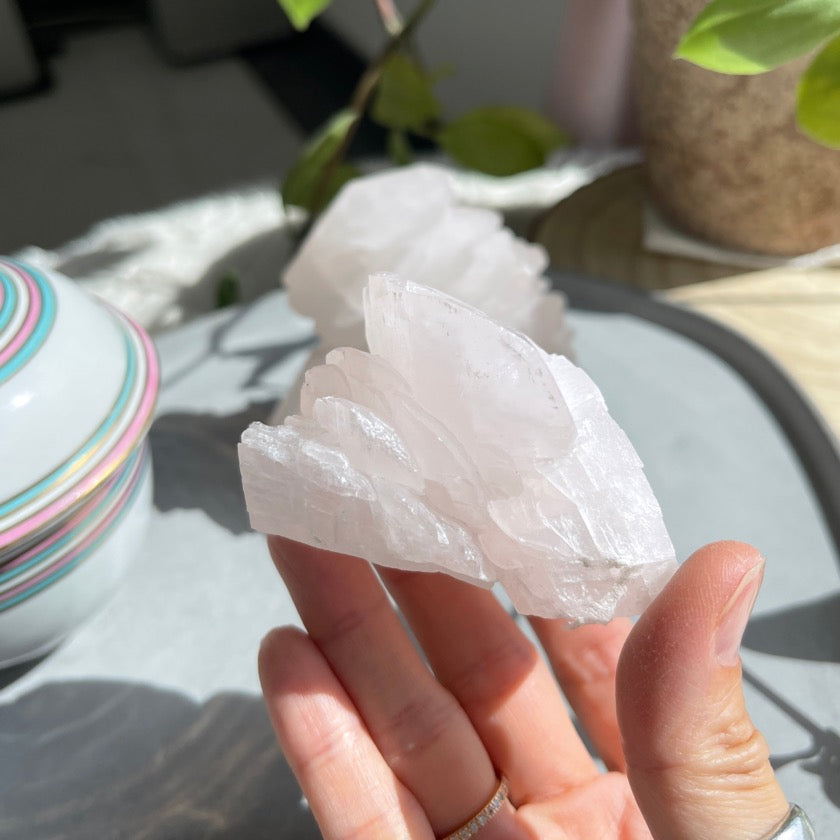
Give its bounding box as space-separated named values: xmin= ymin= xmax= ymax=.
xmin=0 ymin=327 xmax=137 ymax=520
xmin=0 ymin=451 xmax=149 ymax=612
xmin=0 ymin=270 xmax=15 ymax=335
xmin=0 ymin=260 xmax=57 ymax=386
xmin=0 ymin=446 xmax=142 ymax=586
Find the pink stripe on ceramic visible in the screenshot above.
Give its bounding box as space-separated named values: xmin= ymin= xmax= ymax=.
xmin=101 ymin=319 xmax=160 ymax=476
xmin=0 ymin=268 xmax=40 ymax=366
xmin=0 ymin=316 xmax=158 ymax=550
xmin=0 ymin=461 xmax=125 ymax=575
xmin=0 ymin=264 xmax=25 ymax=353
xmin=0 ymin=450 xmax=147 ymax=600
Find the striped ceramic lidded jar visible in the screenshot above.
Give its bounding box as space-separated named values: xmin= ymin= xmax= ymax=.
xmin=0 ymin=257 xmax=159 ymax=666
xmin=0 ymin=257 xmax=159 ymax=554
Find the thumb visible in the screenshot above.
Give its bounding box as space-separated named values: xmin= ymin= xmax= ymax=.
xmin=616 ymin=541 xmax=791 ymax=840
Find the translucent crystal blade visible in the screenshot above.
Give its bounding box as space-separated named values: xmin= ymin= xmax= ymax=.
xmin=240 ymin=275 xmax=677 ymax=621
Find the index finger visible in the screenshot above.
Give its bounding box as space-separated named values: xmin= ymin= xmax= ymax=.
xmin=259 ymin=626 xmax=434 ymax=839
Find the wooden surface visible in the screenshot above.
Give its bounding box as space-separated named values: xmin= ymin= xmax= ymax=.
xmin=532 ymin=166 xmax=840 ymax=443
xmin=0 ymin=682 xmax=320 ymax=840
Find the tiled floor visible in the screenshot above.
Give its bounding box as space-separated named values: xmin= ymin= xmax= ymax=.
xmin=0 ymin=23 xmax=305 ymax=253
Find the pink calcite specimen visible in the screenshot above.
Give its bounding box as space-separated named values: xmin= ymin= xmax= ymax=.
xmin=239 ymin=275 xmax=676 ymax=621
xmin=282 ymin=163 xmax=573 ymax=357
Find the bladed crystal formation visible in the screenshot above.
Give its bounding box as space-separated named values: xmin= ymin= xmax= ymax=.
xmin=239 ymin=275 xmax=676 ymax=621
xmin=282 ymin=163 xmax=573 ymax=357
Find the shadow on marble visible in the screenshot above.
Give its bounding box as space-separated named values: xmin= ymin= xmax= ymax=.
xmin=744 ymin=594 xmax=840 ymax=665
xmin=150 ymin=399 xmax=277 ymax=534
xmin=744 ymin=668 xmax=840 ymax=810
xmin=0 ymin=653 xmax=50 ymax=692
xmin=54 ymin=243 xmax=148 ymax=278
xmin=157 ymin=288 xmax=314 ymax=395
xmin=0 ymin=680 xmax=319 ymax=840
xmin=183 ymin=225 xmax=295 ymax=316
xmin=150 ymin=284 xmax=317 ymax=534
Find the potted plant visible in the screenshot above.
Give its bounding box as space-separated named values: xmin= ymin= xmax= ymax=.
xmin=634 ymin=0 xmax=840 ymax=255
xmin=274 ymin=0 xmax=569 ymax=215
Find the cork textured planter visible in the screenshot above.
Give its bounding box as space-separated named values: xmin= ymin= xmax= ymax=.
xmin=633 ymin=0 xmax=840 ymax=256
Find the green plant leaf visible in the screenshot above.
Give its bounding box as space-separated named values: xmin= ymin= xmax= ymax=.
xmin=282 ymin=109 xmax=360 ymax=213
xmin=215 ymin=271 xmax=241 ymax=309
xmin=438 ymin=106 xmax=569 ymax=177
xmin=676 ymin=0 xmax=840 ymax=74
xmin=316 ymin=163 xmax=361 ymax=211
xmin=797 ymin=34 xmax=840 ymax=147
xmin=371 ymin=52 xmax=440 ymax=132
xmin=387 ymin=129 xmax=414 ymax=165
xmin=278 ymin=0 xmax=333 ymax=30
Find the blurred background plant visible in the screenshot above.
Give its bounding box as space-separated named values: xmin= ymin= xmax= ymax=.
xmin=276 ymin=0 xmax=570 ymax=214
xmin=676 ymin=0 xmax=840 ymax=149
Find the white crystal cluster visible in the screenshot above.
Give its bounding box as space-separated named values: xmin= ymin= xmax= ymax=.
xmin=282 ymin=163 xmax=573 ymax=356
xmin=239 ymin=275 xmax=675 ymax=621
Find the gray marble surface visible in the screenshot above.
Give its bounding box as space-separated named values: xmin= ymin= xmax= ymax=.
xmin=1 ymin=288 xmax=838 ymax=838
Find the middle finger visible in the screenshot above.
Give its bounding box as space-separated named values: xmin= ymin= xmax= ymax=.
xmin=530 ymin=616 xmax=631 ymax=772
xmin=380 ymin=566 xmax=601 ymax=805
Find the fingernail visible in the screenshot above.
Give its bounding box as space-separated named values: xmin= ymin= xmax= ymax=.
xmin=715 ymin=561 xmax=764 ymax=667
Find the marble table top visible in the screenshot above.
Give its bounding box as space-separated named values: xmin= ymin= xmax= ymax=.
xmin=1 ymin=284 xmax=838 ymax=838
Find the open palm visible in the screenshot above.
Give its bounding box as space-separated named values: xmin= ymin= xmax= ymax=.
xmin=259 ymin=537 xmax=789 ymax=839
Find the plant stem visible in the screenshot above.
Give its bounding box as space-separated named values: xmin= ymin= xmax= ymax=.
xmin=309 ymin=0 xmax=438 ymax=211
xmin=374 ymin=0 xmax=403 ymax=37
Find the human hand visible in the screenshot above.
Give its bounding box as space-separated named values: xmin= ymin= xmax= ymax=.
xmin=258 ymin=538 xmax=792 ymax=839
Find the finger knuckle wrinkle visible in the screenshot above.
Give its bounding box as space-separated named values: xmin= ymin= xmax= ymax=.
xmin=315 ymin=598 xmax=391 ymax=649
xmin=565 ymin=632 xmax=623 ymax=686
xmin=626 ymin=721 xmax=771 ymax=782
xmin=658 ymin=719 xmax=774 ymax=792
xmin=301 ymin=719 xmax=363 ymax=776
xmin=378 ymin=695 xmax=461 ymax=765
xmin=713 ymin=722 xmax=773 ymax=783
xmin=452 ymin=635 xmax=537 ymax=705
